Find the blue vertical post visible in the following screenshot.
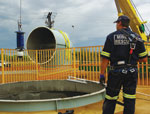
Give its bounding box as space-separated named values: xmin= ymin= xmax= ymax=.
xmin=16 ymin=31 xmax=25 ymax=50
xmin=16 ymin=31 xmax=25 ymax=58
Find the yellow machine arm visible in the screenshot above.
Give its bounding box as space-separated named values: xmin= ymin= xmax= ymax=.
xmin=114 ymin=0 xmax=148 ymax=41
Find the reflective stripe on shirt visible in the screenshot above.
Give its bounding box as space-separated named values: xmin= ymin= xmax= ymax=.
xmin=101 ymin=51 xmax=110 ymax=58
xmin=138 ymin=51 xmax=147 ymax=57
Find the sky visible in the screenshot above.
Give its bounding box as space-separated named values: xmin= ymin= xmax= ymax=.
xmin=0 ymin=0 xmax=150 ymax=49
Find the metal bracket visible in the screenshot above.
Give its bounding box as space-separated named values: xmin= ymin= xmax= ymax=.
xmin=122 ymin=69 xmax=128 ymax=74
xmin=130 ymin=68 xmax=135 ymax=73
xmin=67 ymin=76 xmax=87 ymax=84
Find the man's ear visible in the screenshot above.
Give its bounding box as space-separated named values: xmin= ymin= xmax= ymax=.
xmin=118 ymin=21 xmax=122 ymax=26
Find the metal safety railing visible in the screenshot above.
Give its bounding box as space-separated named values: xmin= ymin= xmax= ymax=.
xmin=0 ymin=45 xmax=150 ymax=86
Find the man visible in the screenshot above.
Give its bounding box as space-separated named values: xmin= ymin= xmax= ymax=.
xmin=100 ymin=15 xmax=147 ymax=114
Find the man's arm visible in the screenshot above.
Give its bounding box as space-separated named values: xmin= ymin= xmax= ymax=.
xmin=100 ymin=57 xmax=109 ymax=75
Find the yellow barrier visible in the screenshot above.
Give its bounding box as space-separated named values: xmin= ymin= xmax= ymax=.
xmin=0 ymin=45 xmax=149 ymax=86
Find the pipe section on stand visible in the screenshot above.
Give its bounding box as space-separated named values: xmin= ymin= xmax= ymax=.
xmin=26 ymin=27 xmax=72 ymax=64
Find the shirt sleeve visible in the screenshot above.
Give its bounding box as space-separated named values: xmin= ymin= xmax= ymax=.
xmin=137 ymin=41 xmax=147 ymax=59
xmin=101 ymin=35 xmax=112 ymax=60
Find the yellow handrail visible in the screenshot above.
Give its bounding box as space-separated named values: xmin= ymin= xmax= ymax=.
xmin=0 ymin=45 xmax=149 ymax=86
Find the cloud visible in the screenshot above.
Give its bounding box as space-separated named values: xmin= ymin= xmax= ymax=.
xmin=0 ymin=0 xmax=150 ymax=49
xmin=52 ymin=0 xmax=117 ymax=46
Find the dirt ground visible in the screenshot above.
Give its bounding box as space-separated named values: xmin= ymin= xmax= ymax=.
xmin=0 ymin=86 xmax=150 ymax=114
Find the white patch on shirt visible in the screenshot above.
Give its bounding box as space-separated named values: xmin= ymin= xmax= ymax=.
xmin=114 ymin=34 xmax=129 ymax=45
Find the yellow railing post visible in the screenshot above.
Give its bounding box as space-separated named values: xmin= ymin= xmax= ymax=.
xmin=1 ymin=48 xmax=5 ymax=84
xmin=36 ymin=50 xmax=39 ymax=80
xmin=73 ymin=48 xmax=76 ymax=77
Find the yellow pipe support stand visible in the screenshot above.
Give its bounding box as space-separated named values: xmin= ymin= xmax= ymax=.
xmin=73 ymin=48 xmax=76 ymax=77
xmin=59 ymin=30 xmax=71 ymax=62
